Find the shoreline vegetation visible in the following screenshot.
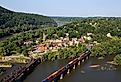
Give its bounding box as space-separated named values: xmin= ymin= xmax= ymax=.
xmin=107 ymin=61 xmax=117 ymax=65
xmin=1 ymin=19 xmax=121 ymax=65
xmin=42 ymin=45 xmax=87 ymax=61
xmin=0 ymin=64 xmax=12 ymax=68
xmin=0 ymin=6 xmax=57 ymax=38
xmin=0 ymin=6 xmax=121 ymax=66
xmin=0 ymin=55 xmax=30 ymax=69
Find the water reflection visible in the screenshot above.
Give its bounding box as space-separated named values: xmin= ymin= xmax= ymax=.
xmin=60 ymin=56 xmax=121 ymax=82
xmin=23 ymin=56 xmax=121 ymax=82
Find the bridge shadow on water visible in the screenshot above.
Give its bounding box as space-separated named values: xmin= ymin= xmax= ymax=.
xmin=59 ymin=56 xmax=121 ymax=82
xmin=23 ymin=59 xmax=71 ymax=82
xmin=17 ymin=53 xmax=121 ymax=82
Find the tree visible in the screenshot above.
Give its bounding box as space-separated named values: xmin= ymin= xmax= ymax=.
xmin=114 ymin=54 xmax=121 ymax=65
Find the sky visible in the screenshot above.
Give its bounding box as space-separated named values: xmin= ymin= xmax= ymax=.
xmin=0 ymin=0 xmax=121 ymax=17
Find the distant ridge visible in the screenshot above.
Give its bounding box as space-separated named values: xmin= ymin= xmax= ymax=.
xmin=0 ymin=6 xmax=57 ymax=38
xmin=0 ymin=6 xmax=13 ymax=13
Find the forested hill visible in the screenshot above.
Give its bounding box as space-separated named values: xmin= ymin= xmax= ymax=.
xmin=0 ymin=6 xmax=13 ymax=13
xmin=0 ymin=6 xmax=57 ymax=38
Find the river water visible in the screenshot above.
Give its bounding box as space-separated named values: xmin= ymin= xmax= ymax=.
xmin=23 ymin=56 xmax=121 ymax=82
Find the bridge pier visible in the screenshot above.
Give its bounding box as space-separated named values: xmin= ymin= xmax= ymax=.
xmin=88 ymin=55 xmax=90 ymax=59
xmin=78 ymin=61 xmax=81 ymax=65
xmin=42 ymin=50 xmax=91 ymax=82
xmin=67 ymin=69 xmax=70 ymax=74
xmin=82 ymin=59 xmax=85 ymax=62
xmin=35 ymin=59 xmax=41 ymax=66
xmin=53 ymin=76 xmax=60 ymax=82
xmin=84 ymin=57 xmax=86 ymax=61
xmin=69 ymin=65 xmax=73 ymax=72
xmin=60 ymin=73 xmax=64 ymax=80
xmin=86 ymin=56 xmax=89 ymax=59
xmin=78 ymin=60 xmax=82 ymax=65
xmin=27 ymin=67 xmax=30 ymax=71
xmin=73 ymin=65 xmax=76 ymax=69
xmin=16 ymin=73 xmax=25 ymax=82
xmin=76 ymin=61 xmax=78 ymax=66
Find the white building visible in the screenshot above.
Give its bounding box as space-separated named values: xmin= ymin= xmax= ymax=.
xmin=107 ymin=33 xmax=112 ymax=38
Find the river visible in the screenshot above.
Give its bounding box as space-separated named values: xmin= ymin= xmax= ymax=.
xmin=23 ymin=55 xmax=121 ymax=82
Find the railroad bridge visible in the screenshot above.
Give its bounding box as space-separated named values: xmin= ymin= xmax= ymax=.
xmin=0 ymin=50 xmax=91 ymax=82
xmin=42 ymin=50 xmax=91 ymax=82
xmin=0 ymin=58 xmax=41 ymax=82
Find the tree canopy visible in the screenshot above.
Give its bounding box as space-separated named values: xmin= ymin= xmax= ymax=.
xmin=1 ymin=17 xmax=121 ymax=65
xmin=0 ymin=6 xmax=57 ymax=38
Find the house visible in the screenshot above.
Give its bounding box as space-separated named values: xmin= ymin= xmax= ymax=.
xmin=84 ymin=36 xmax=92 ymax=41
xmin=107 ymin=33 xmax=112 ymax=38
xmin=87 ymin=33 xmax=92 ymax=36
xmin=79 ymin=36 xmax=85 ymax=43
xmin=72 ymin=38 xmax=77 ymax=41
xmin=24 ymin=41 xmax=33 ymax=45
xmin=69 ymin=41 xmax=73 ymax=46
xmin=38 ymin=44 xmax=48 ymax=53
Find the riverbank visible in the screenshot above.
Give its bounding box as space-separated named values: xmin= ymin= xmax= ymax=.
xmin=23 ymin=56 xmax=121 ymax=82
xmin=0 ymin=55 xmax=30 ymax=68
xmin=41 ymin=45 xmax=86 ymax=61
xmin=107 ymin=61 xmax=117 ymax=65
xmin=0 ymin=64 xmax=12 ymax=68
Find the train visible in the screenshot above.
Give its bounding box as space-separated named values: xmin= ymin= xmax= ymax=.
xmin=42 ymin=50 xmax=91 ymax=82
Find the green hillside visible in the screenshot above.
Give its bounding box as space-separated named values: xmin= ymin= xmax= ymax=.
xmin=0 ymin=6 xmax=57 ymax=38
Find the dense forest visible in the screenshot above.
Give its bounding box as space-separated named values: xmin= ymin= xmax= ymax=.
xmin=0 ymin=16 xmax=121 ymax=64
xmin=0 ymin=6 xmax=57 ymax=38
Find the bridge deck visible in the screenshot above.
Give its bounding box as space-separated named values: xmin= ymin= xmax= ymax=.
xmin=0 ymin=58 xmax=41 ymax=82
xmin=42 ymin=50 xmax=91 ymax=82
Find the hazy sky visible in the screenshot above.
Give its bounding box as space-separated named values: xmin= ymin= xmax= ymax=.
xmin=0 ymin=0 xmax=121 ymax=17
